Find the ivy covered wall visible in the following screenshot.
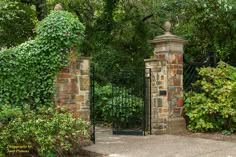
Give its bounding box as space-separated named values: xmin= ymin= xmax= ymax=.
xmin=0 ymin=10 xmax=85 ymax=109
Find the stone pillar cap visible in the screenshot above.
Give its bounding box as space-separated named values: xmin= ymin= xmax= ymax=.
xmin=149 ymin=21 xmax=187 ymax=44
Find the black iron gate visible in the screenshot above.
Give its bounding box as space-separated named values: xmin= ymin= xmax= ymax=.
xmin=90 ymin=67 xmax=151 ymax=143
xmin=90 ymin=66 xmax=95 ymax=143
xmin=111 ymin=68 xmax=151 ymax=135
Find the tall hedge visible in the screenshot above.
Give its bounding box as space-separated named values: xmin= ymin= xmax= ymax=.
xmin=0 ymin=10 xmax=85 ymax=108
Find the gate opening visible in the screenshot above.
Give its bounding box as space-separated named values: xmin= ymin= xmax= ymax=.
xmin=90 ymin=67 xmax=151 ymax=142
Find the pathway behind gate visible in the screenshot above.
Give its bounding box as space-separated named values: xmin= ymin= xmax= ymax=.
xmin=83 ymin=127 xmax=236 ymax=157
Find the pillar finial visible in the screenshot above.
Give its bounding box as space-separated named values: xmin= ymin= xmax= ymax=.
xmin=54 ymin=4 xmax=63 ymax=10
xmin=164 ymin=21 xmax=171 ymax=35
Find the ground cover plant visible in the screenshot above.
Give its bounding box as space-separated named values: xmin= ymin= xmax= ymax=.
xmin=184 ymin=61 xmax=236 ymax=134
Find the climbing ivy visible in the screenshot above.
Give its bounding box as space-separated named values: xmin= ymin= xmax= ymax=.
xmin=0 ymin=10 xmax=85 ymax=108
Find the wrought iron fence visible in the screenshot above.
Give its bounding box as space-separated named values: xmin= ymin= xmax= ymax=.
xmin=184 ymin=52 xmax=217 ymax=91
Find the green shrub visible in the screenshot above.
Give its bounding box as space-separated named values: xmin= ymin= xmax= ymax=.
xmin=104 ymin=89 xmax=143 ymax=124
xmin=94 ymin=83 xmax=113 ymax=122
xmin=0 ymin=10 xmax=85 ymax=109
xmin=184 ymin=61 xmax=236 ymax=132
xmin=95 ymin=83 xmax=143 ymax=123
xmin=0 ymin=105 xmax=90 ymax=156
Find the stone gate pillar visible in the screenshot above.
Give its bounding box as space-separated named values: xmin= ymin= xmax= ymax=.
xmin=145 ymin=21 xmax=187 ymax=134
xmin=55 ymin=53 xmax=91 ymax=120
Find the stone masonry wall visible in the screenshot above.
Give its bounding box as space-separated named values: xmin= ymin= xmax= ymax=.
xmin=145 ymin=51 xmax=185 ymax=134
xmin=145 ymin=58 xmax=168 ymax=134
xmin=167 ymin=53 xmax=184 ymax=118
xmin=55 ymin=55 xmax=90 ymax=120
xmin=145 ymin=21 xmax=186 ymax=134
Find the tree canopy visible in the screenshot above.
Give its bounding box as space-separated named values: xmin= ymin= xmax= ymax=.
xmin=1 ymin=0 xmax=235 ymax=72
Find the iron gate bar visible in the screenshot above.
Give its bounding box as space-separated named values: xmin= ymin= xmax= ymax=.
xmin=90 ymin=65 xmax=95 ymax=144
xmin=147 ymin=68 xmax=152 ymax=135
xmin=111 ymin=68 xmax=151 ymax=136
xmin=90 ymin=67 xmax=152 ymax=137
xmin=143 ymin=69 xmax=146 ymax=136
xmin=184 ymin=52 xmax=218 ymax=91
xmin=145 ymin=68 xmax=152 ymax=135
xmin=150 ymin=68 xmax=152 ymax=134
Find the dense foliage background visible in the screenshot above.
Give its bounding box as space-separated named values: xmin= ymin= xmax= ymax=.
xmin=1 ymin=0 xmax=235 ymax=73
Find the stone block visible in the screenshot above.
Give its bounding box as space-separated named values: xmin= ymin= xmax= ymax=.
xmin=58 ymin=73 xmax=72 ymax=79
xmin=173 ymin=107 xmax=181 ymax=114
xmin=55 ymin=84 xmax=64 ymax=92
xmin=80 ymin=59 xmax=90 ymax=75
xmin=161 ymin=61 xmax=166 ymax=66
xmin=151 ymin=109 xmax=158 ymax=117
xmin=157 ymin=98 xmax=162 ymax=107
xmin=177 ymin=54 xmax=183 ymax=64
xmin=58 ymin=93 xmax=70 ymax=100
xmin=57 ymin=78 xmax=69 ymax=84
xmin=160 ymin=75 xmax=164 ymax=80
xmin=71 ymin=79 xmax=78 ymax=93
xmin=71 ymin=94 xmax=76 ymax=100
xmin=151 ymin=87 xmax=158 ymax=93
xmin=61 ymin=67 xmax=69 ymax=73
xmin=152 ymin=129 xmax=167 ymax=135
xmin=157 ymin=81 xmax=163 ymax=85
xmin=80 ymin=68 xmax=89 ymax=75
xmin=173 ymin=79 xmax=181 ymax=86
xmin=177 ymin=70 xmax=183 ymax=75
xmin=76 ymin=95 xmax=84 ymax=102
xmin=77 ymin=111 xmax=90 ymax=120
xmin=178 ymin=65 xmax=183 ymax=69
xmin=158 ymin=85 xmax=164 ymax=89
xmin=167 ymin=117 xmax=187 ymax=134
xmin=162 ymin=108 xmax=168 ymax=113
xmin=59 ymin=104 xmax=80 ymax=112
xmin=55 ymin=57 xmax=91 ymax=122
xmin=69 ymin=59 xmax=77 ymax=72
xmin=177 ymin=98 xmax=183 ymax=107
xmin=79 ymin=76 xmax=90 ymax=91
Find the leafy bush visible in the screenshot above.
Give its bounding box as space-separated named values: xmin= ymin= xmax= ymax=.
xmin=0 ymin=10 xmax=85 ymax=109
xmin=95 ymin=83 xmax=143 ymax=123
xmin=94 ymin=83 xmax=113 ymax=122
xmin=104 ymin=89 xmax=143 ymax=124
xmin=184 ymin=61 xmax=236 ymax=132
xmin=0 ymin=105 xmax=90 ymax=156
